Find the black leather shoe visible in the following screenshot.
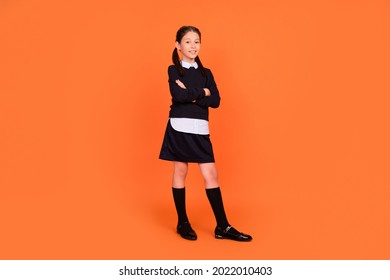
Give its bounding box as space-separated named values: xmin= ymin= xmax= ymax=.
xmin=215 ymin=225 xmax=252 ymax=242
xmin=177 ymin=221 xmax=197 ymax=240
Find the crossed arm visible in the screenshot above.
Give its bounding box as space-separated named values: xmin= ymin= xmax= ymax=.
xmin=168 ymin=67 xmax=221 ymax=108
xmin=175 ymin=80 xmax=210 ymax=103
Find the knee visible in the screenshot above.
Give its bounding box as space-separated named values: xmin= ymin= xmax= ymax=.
xmin=175 ymin=169 xmax=187 ymax=178
xmin=174 ymin=164 xmax=188 ymax=178
xmin=203 ymin=170 xmax=218 ymax=185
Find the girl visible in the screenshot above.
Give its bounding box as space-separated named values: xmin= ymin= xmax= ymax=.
xmin=159 ymin=26 xmax=252 ymax=242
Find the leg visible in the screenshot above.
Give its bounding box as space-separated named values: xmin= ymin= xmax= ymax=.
xmin=199 ymin=163 xmax=229 ymax=228
xmin=172 ymin=161 xmax=188 ymax=189
xmin=198 ymin=162 xmax=219 ymax=189
xmin=172 ymin=161 xmax=196 ymax=240
xmin=199 ymin=162 xmax=252 ymax=242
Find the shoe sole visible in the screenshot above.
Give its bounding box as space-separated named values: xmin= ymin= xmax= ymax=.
xmin=215 ymin=234 xmax=252 ymax=242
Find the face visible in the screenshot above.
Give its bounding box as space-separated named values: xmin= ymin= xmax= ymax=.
xmin=176 ymin=31 xmax=201 ymax=63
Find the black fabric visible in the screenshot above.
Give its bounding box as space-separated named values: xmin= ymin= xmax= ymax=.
xmin=206 ymin=187 xmax=230 ymax=229
xmin=172 ymin=187 xmax=188 ymax=225
xmin=168 ymin=65 xmax=221 ymax=121
xmin=159 ymin=119 xmax=215 ymax=163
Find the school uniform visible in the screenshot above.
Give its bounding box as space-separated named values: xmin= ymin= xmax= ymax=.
xmin=161 ymin=60 xmax=252 ymax=242
xmin=159 ymin=61 xmax=221 ymax=163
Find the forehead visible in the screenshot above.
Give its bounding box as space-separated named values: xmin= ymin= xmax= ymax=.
xmin=182 ymin=31 xmax=200 ymax=41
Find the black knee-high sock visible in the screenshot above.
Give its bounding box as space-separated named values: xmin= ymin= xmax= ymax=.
xmin=206 ymin=187 xmax=229 ymax=229
xmin=172 ymin=187 xmax=189 ymax=225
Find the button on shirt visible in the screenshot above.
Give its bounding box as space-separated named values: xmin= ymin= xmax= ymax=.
xmin=170 ymin=61 xmax=210 ymax=135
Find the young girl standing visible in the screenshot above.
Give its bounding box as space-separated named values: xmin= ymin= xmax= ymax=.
xmin=159 ymin=26 xmax=252 ymax=242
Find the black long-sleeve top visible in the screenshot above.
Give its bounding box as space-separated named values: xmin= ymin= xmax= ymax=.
xmin=168 ymin=65 xmax=221 ymax=121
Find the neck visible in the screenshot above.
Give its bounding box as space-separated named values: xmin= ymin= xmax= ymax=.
xmin=182 ymin=58 xmax=196 ymax=64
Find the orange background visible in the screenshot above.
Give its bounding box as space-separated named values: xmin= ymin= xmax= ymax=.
xmin=1 ymin=0 xmax=389 ymax=259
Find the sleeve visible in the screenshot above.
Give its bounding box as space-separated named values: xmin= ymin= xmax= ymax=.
xmin=194 ymin=69 xmax=221 ymax=108
xmin=168 ymin=66 xmax=206 ymax=103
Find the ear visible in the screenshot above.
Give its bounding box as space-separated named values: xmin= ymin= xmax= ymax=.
xmin=175 ymin=41 xmax=181 ymax=51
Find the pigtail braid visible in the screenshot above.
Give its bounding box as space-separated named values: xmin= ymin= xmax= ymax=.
xmin=172 ymin=48 xmax=184 ymax=76
xmin=195 ymin=56 xmax=206 ymax=77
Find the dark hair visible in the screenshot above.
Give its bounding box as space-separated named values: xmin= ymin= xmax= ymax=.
xmin=172 ymin=26 xmax=206 ymax=77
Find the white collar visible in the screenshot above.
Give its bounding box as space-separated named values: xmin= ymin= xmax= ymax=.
xmin=181 ymin=60 xmax=198 ymax=69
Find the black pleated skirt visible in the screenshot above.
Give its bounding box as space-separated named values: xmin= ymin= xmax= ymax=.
xmin=159 ymin=119 xmax=215 ymax=163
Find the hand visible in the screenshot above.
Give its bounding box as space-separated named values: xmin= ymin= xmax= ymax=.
xmin=176 ymin=79 xmax=186 ymax=89
xmin=203 ymin=88 xmax=211 ymax=96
